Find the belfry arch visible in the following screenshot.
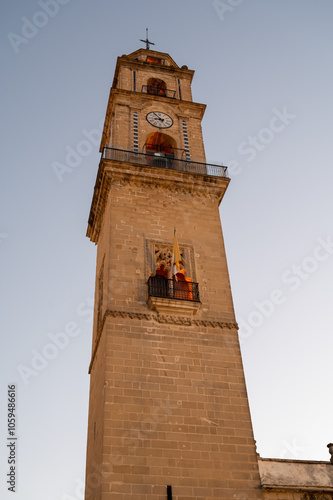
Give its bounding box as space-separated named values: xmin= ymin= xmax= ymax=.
xmin=146 ymin=77 xmax=167 ymax=96
xmin=145 ymin=131 xmax=177 ymax=156
xmin=144 ymin=131 xmax=183 ymax=168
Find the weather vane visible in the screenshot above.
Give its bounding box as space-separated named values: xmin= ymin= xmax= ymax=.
xmin=140 ymin=28 xmax=155 ymax=50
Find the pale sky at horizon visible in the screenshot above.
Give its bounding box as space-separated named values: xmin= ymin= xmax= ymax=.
xmin=1 ymin=1 xmax=333 ymax=499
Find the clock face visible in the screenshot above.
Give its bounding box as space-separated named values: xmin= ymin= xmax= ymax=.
xmin=146 ymin=111 xmax=173 ymax=129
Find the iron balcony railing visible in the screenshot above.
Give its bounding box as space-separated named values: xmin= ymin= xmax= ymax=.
xmin=148 ymin=276 xmax=200 ymax=303
xmin=141 ymin=85 xmax=176 ymax=98
xmin=102 ymin=147 xmax=228 ymax=178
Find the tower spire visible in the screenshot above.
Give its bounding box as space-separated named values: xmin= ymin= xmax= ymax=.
xmin=140 ymin=28 xmax=155 ymax=50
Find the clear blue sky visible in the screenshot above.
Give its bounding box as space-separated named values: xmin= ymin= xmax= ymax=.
xmin=1 ymin=1 xmax=333 ymax=498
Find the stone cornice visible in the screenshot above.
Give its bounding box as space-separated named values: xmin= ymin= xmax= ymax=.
xmin=87 ymin=160 xmax=229 ymax=243
xmin=88 ymin=308 xmax=238 ymax=373
xmin=109 ymin=88 xmax=205 ymax=111
xmin=258 ymin=457 xmax=333 ymax=492
xmin=113 ymin=50 xmax=194 ymax=84
xmin=125 ymin=49 xmax=181 ymax=69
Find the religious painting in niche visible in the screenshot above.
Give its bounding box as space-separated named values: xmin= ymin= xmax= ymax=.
xmin=154 ymin=245 xmax=185 ymax=277
xmin=147 ymin=242 xmax=197 ymax=302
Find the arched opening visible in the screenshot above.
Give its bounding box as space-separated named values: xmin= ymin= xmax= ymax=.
xmin=145 ymin=131 xmax=176 ymax=155
xmin=147 ymin=78 xmax=167 ymax=97
xmin=145 ymin=132 xmax=177 ymax=168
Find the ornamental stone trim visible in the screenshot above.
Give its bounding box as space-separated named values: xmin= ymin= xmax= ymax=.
xmin=88 ymin=308 xmax=238 ymax=373
xmin=87 ymin=160 xmax=229 ymax=243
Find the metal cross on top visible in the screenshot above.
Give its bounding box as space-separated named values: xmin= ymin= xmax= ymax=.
xmin=140 ymin=28 xmax=155 ymax=50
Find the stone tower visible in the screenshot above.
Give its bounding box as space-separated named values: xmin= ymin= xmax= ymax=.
xmin=84 ymin=48 xmax=263 ymax=500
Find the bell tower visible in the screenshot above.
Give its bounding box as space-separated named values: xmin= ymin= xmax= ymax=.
xmin=84 ymin=48 xmax=263 ymax=499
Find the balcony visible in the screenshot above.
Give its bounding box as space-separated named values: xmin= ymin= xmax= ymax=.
xmin=148 ymin=276 xmax=200 ymax=302
xmin=141 ymin=84 xmax=176 ymax=99
xmin=147 ymin=276 xmax=200 ymax=315
xmin=102 ymin=147 xmax=228 ymax=179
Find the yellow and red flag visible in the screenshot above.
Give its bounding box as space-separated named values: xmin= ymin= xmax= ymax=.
xmin=171 ymin=229 xmax=182 ymax=278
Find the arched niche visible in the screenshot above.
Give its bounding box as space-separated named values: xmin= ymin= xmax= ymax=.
xmin=147 ymin=78 xmax=167 ymax=96
xmin=145 ymin=131 xmax=177 ymax=156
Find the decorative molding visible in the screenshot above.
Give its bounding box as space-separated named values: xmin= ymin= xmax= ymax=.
xmin=147 ymin=296 xmax=201 ymax=315
xmin=132 ymin=111 xmax=139 ymax=152
xmin=87 ymin=161 xmax=229 ymax=243
xmin=182 ymin=119 xmax=191 ymax=161
xmin=108 ymin=173 xmax=223 ymax=199
xmin=88 ymin=308 xmax=238 ymax=373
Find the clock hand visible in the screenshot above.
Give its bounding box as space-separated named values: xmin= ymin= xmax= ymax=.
xmin=152 ymin=112 xmax=164 ymax=121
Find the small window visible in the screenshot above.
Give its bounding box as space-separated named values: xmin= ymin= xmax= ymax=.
xmin=146 ymin=55 xmax=164 ymax=65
